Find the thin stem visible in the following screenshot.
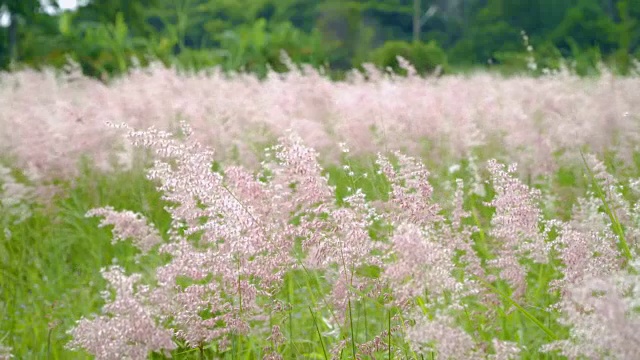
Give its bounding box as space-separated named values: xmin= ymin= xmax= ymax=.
xmin=348 ymin=298 xmax=357 ymax=359
xmin=288 ymin=273 xmax=294 ymax=357
xmin=47 ymin=327 xmax=53 ymax=360
xmin=388 ymin=310 xmax=392 ymax=360
xmin=309 ymin=306 xmax=329 ymax=360
xmin=364 ymin=302 xmax=368 ymax=341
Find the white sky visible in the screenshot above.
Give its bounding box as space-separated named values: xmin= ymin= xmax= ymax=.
xmin=44 ymin=0 xmax=83 ymax=13
xmin=57 ymin=0 xmax=80 ymax=10
xmin=1 ymin=0 xmax=81 ymax=27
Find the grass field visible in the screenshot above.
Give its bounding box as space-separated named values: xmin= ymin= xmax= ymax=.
xmin=2 ymin=66 xmax=640 ymax=359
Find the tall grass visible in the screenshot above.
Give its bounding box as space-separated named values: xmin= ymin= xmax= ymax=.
xmin=2 ymin=123 xmax=640 ymax=359
xmin=1 ymin=63 xmax=640 ymax=359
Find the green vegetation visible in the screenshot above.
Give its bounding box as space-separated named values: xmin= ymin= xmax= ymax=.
xmin=1 ymin=0 xmax=639 ymax=78
xmin=0 ymin=148 xmax=638 ymax=358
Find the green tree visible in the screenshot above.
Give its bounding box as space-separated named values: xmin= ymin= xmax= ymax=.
xmin=550 ymin=0 xmax=619 ymax=56
xmin=74 ymin=0 xmax=159 ymax=37
xmin=0 ymin=0 xmax=53 ymax=66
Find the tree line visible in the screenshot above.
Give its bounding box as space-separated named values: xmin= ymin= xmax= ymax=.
xmin=1 ymin=0 xmax=639 ymax=78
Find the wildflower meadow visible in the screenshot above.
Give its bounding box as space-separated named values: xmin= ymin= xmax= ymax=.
xmin=2 ymin=61 xmax=640 ymax=360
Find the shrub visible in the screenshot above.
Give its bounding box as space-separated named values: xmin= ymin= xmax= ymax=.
xmin=369 ymin=40 xmax=447 ymax=75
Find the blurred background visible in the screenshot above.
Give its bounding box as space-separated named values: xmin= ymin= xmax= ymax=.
xmin=0 ymin=0 xmax=639 ymax=79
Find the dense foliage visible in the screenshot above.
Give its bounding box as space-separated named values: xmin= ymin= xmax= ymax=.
xmin=1 ymin=0 xmax=640 ymax=77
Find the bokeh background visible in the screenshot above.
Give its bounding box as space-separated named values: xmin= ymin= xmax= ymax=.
xmin=1 ymin=0 xmax=639 ymax=79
